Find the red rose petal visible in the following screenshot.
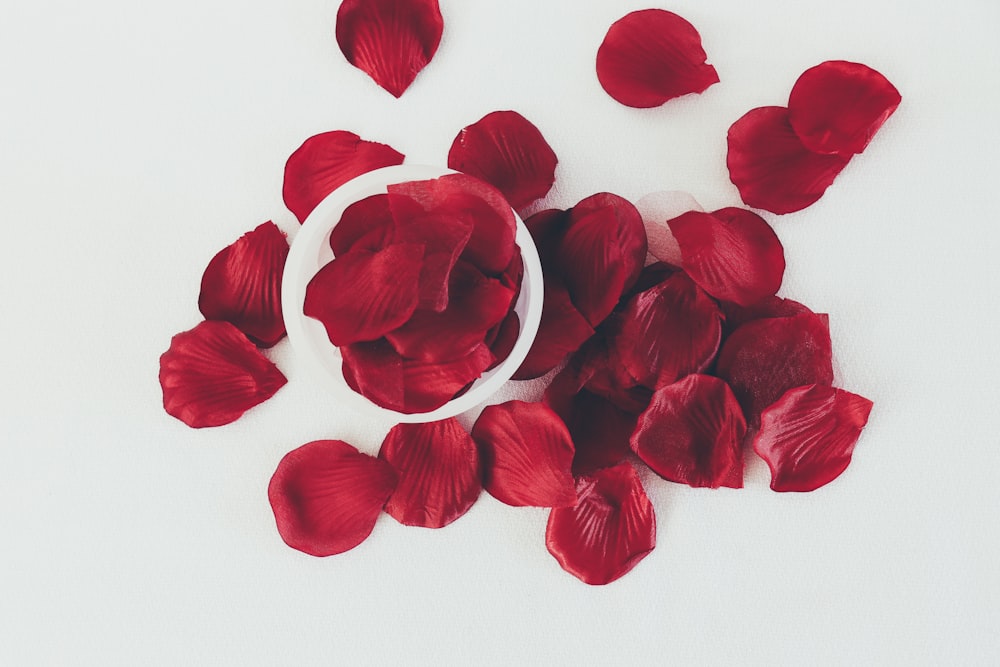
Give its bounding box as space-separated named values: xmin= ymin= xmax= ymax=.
xmin=715 ymin=312 xmax=834 ymax=426
xmin=631 ymin=374 xmax=746 ymax=489
xmin=753 ymin=384 xmax=873 ymax=492
xmin=788 ymin=61 xmax=901 ymax=156
xmin=447 ymin=110 xmax=558 ymax=211
xmin=378 ymin=419 xmax=481 ymax=528
xmin=304 ymin=243 xmax=424 ymax=346
xmin=341 ymin=338 xmax=405 ymax=412
xmin=727 ymin=106 xmax=851 ymax=214
xmin=391 ymin=212 xmax=473 ymax=311
xmin=485 ymin=310 xmax=519 ymax=371
xmin=198 ymin=221 xmax=289 ymax=348
xmin=721 ymin=296 xmax=812 ymax=337
xmin=546 ymin=461 xmax=656 ymax=585
xmin=329 ymin=193 xmax=395 ymax=255
xmin=268 ymin=440 xmax=397 ymax=556
xmin=524 ymin=208 xmax=570 ymax=267
xmin=335 ymin=0 xmax=443 ymax=98
xmin=472 ymin=401 xmax=577 ymax=507
xmin=564 ymin=334 xmax=650 ymax=414
xmin=596 ymin=9 xmax=719 ymax=109
xmin=159 ymin=321 xmax=287 ymax=428
xmin=283 ymin=130 xmax=405 ymax=223
xmin=667 ymin=208 xmax=785 ymax=307
xmin=512 ymin=280 xmax=594 ymax=380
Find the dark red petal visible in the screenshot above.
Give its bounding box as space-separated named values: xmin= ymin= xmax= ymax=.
xmin=159 ymin=321 xmax=287 ymax=428
xmin=596 ymin=9 xmax=718 ymax=109
xmin=401 ymin=343 xmax=494 ymax=413
xmin=378 ymin=419 xmax=481 ymax=528
xmin=268 ymin=440 xmax=397 ymax=556
xmin=329 ymin=193 xmax=395 ymax=255
xmin=198 ymin=221 xmax=289 ymax=348
xmin=565 ymin=334 xmax=650 ymax=414
xmin=392 ymin=213 xmax=473 ymax=311
xmin=485 ymin=310 xmax=519 ymax=371
xmin=727 ymin=106 xmax=851 ymax=215
xmin=667 ymin=208 xmax=785 ymax=307
xmin=631 ymin=375 xmax=745 ymax=488
xmin=721 ymin=296 xmax=812 ymax=338
xmin=472 ymin=401 xmax=577 ymax=507
xmin=447 ymin=110 xmax=558 ymax=211
xmin=335 ymin=0 xmax=443 ymax=98
xmin=283 ymin=131 xmax=405 ymax=223
xmin=524 ymin=208 xmax=570 ymax=268
xmin=715 ymin=312 xmax=834 ymax=426
xmin=341 ymin=338 xmax=405 ymax=412
xmin=546 ymin=462 xmax=656 ymax=585
xmin=788 ymin=61 xmax=901 ymax=156
xmin=753 ymin=384 xmax=873 ymax=492
xmin=304 ymin=243 xmax=424 ymax=346
xmin=512 ymin=280 xmax=594 ymax=380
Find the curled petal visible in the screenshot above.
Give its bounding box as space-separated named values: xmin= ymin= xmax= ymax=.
xmin=329 ymin=193 xmax=395 ymax=255
xmin=596 ymin=9 xmax=718 ymax=108
xmin=335 ymin=0 xmax=443 ymax=98
xmin=788 ymin=61 xmax=901 ymax=156
xmin=753 ymin=384 xmax=873 ymax=492
xmin=198 ymin=221 xmax=289 ymax=348
xmin=283 ymin=130 xmax=404 ymax=223
xmin=268 ymin=440 xmax=397 ymax=556
xmin=546 ymin=462 xmax=656 ymax=585
xmin=727 ymin=106 xmax=850 ymax=214
xmin=635 ymin=190 xmax=703 ymax=265
xmin=447 ymin=110 xmax=558 ymax=211
xmin=512 ymin=280 xmax=594 ymax=380
xmin=472 ymin=401 xmax=577 ymax=507
xmin=379 ymin=419 xmax=481 ymax=528
xmin=159 ymin=321 xmax=287 ymax=428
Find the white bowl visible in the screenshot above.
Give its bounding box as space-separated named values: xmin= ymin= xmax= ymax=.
xmin=281 ymin=164 xmax=544 ymax=423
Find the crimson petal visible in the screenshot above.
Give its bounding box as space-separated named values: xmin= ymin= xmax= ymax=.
xmin=198 ymin=221 xmax=289 ymax=348
xmin=727 ymin=106 xmax=851 ymax=215
xmin=721 ymin=296 xmax=812 ymax=338
xmin=596 ymin=9 xmax=718 ymax=109
xmin=546 ymin=462 xmax=656 ymax=585
xmin=335 ymin=0 xmax=443 ymax=98
xmin=159 ymin=321 xmax=286 ymax=428
xmin=753 ymin=384 xmax=873 ymax=492
xmin=485 ymin=310 xmax=520 ymax=371
xmin=329 ymin=193 xmax=395 ymax=255
xmin=283 ymin=131 xmax=404 ymax=223
xmin=341 ymin=338 xmax=405 ymax=412
xmin=472 ymin=401 xmax=577 ymax=507
xmin=524 ymin=208 xmax=570 ymax=268
xmin=512 ymin=280 xmax=594 ymax=380
xmin=268 ymin=440 xmax=397 ymax=556
xmin=788 ymin=61 xmax=901 ymax=156
xmin=379 ymin=419 xmax=481 ymax=528
xmin=447 ymin=110 xmax=558 ymax=211
xmin=392 ymin=212 xmax=473 ymax=311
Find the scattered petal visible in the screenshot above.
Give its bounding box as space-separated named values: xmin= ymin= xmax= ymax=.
xmin=329 ymin=193 xmax=395 ymax=255
xmin=635 ymin=190 xmax=703 ymax=265
xmin=512 ymin=280 xmax=594 ymax=380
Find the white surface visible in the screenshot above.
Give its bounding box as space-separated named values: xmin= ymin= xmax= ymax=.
xmin=1 ymin=0 xmax=998 ymax=664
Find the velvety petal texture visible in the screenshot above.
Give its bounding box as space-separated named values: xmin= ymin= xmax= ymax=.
xmin=268 ymin=440 xmax=397 ymax=556
xmin=513 ymin=281 xmax=594 ymax=380
xmin=159 ymin=321 xmax=287 ymax=428
xmin=546 ymin=461 xmax=656 ymax=585
xmin=336 ymin=0 xmax=444 ymax=98
xmin=329 ymin=193 xmax=395 ymax=256
xmin=198 ymin=221 xmax=289 ymax=348
xmin=596 ymin=9 xmax=718 ymax=108
xmin=753 ymin=384 xmax=873 ymax=492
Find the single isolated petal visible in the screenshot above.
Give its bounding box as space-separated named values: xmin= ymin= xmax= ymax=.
xmin=631 ymin=374 xmax=746 ymax=488
xmin=329 ymin=193 xmax=395 ymax=255
xmin=268 ymin=440 xmax=397 ymax=556
xmin=727 ymin=106 xmax=850 ymax=214
xmin=335 ymin=0 xmax=444 ymax=98
xmin=512 ymin=280 xmax=594 ymax=380
xmin=447 ymin=110 xmax=558 ymax=211
xmin=667 ymin=207 xmax=785 ymax=307
xmin=788 ymin=60 xmax=901 ymax=156
xmin=472 ymin=401 xmax=577 ymax=507
xmin=198 ymin=221 xmax=289 ymax=347
xmin=379 ymin=419 xmax=481 ymax=528
xmin=635 ymin=190 xmax=703 ymax=265
xmin=753 ymin=384 xmax=873 ymax=492
xmin=596 ymin=9 xmax=719 ymax=108
xmin=159 ymin=321 xmax=287 ymax=428
xmin=546 ymin=461 xmax=656 ymax=585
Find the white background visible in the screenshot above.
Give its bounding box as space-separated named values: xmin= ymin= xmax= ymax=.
xmin=2 ymin=0 xmax=998 ymax=664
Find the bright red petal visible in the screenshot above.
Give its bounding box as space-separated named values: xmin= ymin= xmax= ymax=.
xmin=391 ymin=212 xmax=473 ymax=311
xmin=159 ymin=321 xmax=287 ymax=428
xmin=401 ymin=343 xmax=494 ymax=413
xmin=546 ymin=462 xmax=656 ymax=585
xmin=727 ymin=106 xmax=851 ymax=214
xmin=667 ymin=208 xmax=784 ymax=307
xmin=304 ymin=243 xmax=424 ymax=346
xmin=447 ymin=110 xmax=558 ymax=211
xmin=788 ymin=61 xmax=901 ymax=156
xmin=753 ymin=384 xmax=873 ymax=492
xmin=512 ymin=280 xmax=594 ymax=380
xmin=283 ymin=130 xmax=405 ymax=223
xmin=198 ymin=221 xmax=289 ymax=348
xmin=378 ymin=419 xmax=481 ymax=528
xmin=631 ymin=375 xmax=745 ymax=488
xmin=596 ymin=9 xmax=718 ymax=108
xmin=268 ymin=440 xmax=397 ymax=556
xmin=472 ymin=401 xmax=577 ymax=507
xmin=335 ymin=0 xmax=443 ymax=98
xmin=329 ymin=193 xmax=395 ymax=255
